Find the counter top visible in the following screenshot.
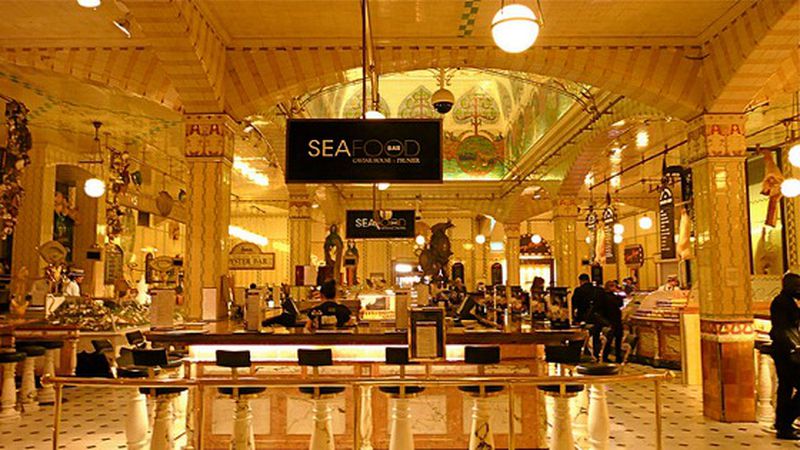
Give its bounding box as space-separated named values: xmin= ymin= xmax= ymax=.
xmin=147 ymin=321 xmax=585 ymax=346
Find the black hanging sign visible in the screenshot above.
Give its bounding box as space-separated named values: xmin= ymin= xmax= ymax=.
xmin=602 ymin=206 xmax=617 ymax=264
xmin=585 ymin=211 xmax=597 ymax=231
xmin=659 ymin=187 xmax=677 ymax=259
xmin=285 ymin=119 xmax=443 ymax=183
xmin=345 ymin=210 xmax=416 ymax=239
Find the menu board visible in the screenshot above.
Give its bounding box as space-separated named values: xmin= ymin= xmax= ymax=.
xmin=409 ymin=307 xmax=445 ymax=361
xmin=659 ymin=187 xmax=676 ymax=259
xmin=103 ymin=244 xmax=124 ymax=285
xmin=602 ymin=206 xmax=617 ymax=264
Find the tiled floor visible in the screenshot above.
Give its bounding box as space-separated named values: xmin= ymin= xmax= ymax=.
xmin=0 ymin=365 xmax=797 ymax=449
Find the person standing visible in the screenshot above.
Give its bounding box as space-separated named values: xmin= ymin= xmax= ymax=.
xmin=571 ymin=273 xmax=598 ymax=324
xmin=596 ymin=280 xmax=623 ymax=362
xmin=63 ymin=268 xmax=85 ymax=297
xmin=769 ymin=273 xmax=800 ymax=440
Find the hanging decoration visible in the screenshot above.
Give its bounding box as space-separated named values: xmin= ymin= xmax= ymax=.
xmin=105 ymin=140 xmax=131 ymax=241
xmin=0 ymin=99 xmax=32 ymax=239
xmin=760 ymin=146 xmax=784 ymax=227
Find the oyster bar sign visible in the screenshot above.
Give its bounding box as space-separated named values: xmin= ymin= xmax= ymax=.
xmin=285 ymin=119 xmax=442 ymax=183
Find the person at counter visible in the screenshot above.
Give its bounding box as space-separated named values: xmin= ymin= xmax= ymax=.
xmin=589 ymin=280 xmax=624 ymax=362
xmin=658 ymin=274 xmax=680 ymax=291
xmin=63 ymin=268 xmax=85 ymax=297
xmin=306 ymin=280 xmax=353 ymax=328
xmin=572 ymin=273 xmax=599 ymax=324
xmin=769 ymin=272 xmax=800 ymax=440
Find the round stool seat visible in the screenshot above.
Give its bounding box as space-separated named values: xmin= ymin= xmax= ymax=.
xmin=0 ymin=352 xmax=25 ymax=363
xmin=378 ymin=385 xmax=426 ymax=396
xmin=17 ymin=345 xmax=46 ymax=357
xmin=458 ymin=385 xmax=505 ymax=395
xmin=537 ymin=384 xmax=584 ymax=394
xmin=218 ymin=387 xmax=266 ymax=396
xmin=22 ymin=340 xmax=63 ymax=350
xmin=117 ymin=367 xmax=150 ymax=379
xmin=299 ymin=386 xmax=346 ymax=396
xmin=139 ymin=387 xmax=188 ymax=396
xmin=576 ymin=362 xmax=620 ymax=376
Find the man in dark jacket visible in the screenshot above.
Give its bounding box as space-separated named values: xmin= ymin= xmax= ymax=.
xmin=594 ymin=280 xmax=624 ymax=362
xmin=770 ymin=273 xmax=800 ymax=440
xmin=572 ymin=274 xmax=598 ymax=324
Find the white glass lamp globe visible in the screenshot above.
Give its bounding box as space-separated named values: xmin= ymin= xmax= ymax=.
xmin=789 ymin=144 xmax=800 ymax=168
xmin=613 ymin=223 xmax=625 ymax=235
xmin=377 ymin=182 xmax=390 ymax=191
xmin=364 ymin=110 xmax=385 ymax=120
xmin=415 ymin=234 xmax=426 ymax=246
xmin=84 ymin=178 xmax=106 ymax=198
xmin=77 ymin=0 xmax=101 ymax=8
xmin=613 ymin=234 xmax=623 ymax=244
xmin=530 ymin=234 xmax=542 ymax=244
xmin=585 ymin=235 xmax=591 ymax=244
xmin=475 ymin=234 xmax=487 ymax=244
xmin=639 ymin=216 xmax=653 ymax=230
xmin=781 ymin=178 xmax=800 ymax=198
xmin=491 ymin=4 xmax=540 ymax=53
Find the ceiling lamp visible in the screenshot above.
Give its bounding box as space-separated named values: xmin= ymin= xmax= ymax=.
xmin=364 ymin=110 xmax=385 ymax=120
xmin=636 ymin=129 xmax=649 ymax=149
xmin=415 ymin=234 xmax=426 ymax=246
xmin=475 ymin=234 xmax=487 ymax=244
xmin=613 ymin=223 xmax=624 ymax=235
xmin=530 ymin=234 xmax=542 ymax=244
xmin=113 ymin=15 xmax=132 ymax=38
xmin=492 ymin=3 xmax=540 ymax=53
xmin=613 ymin=234 xmax=623 ymax=244
xmin=84 ymin=178 xmax=106 ymax=198
xmin=377 ymin=182 xmax=391 ymax=191
xmin=781 ymin=178 xmax=800 ymax=198
xmin=639 ymin=216 xmax=653 ymax=230
xmin=788 ymin=143 xmax=800 ymax=168
xmin=77 ymin=0 xmax=101 ymax=8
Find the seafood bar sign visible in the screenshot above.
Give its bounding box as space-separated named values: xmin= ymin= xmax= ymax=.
xmin=285 ymin=119 xmax=442 ymax=183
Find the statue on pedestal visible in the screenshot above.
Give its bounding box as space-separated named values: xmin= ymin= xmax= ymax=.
xmin=323 ymin=224 xmax=344 ymax=282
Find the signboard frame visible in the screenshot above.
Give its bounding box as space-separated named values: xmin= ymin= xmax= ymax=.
xmin=345 ymin=209 xmax=417 ymax=239
xmin=229 ymin=242 xmax=276 ymax=270
xmin=659 ymin=186 xmax=677 ymax=260
xmin=408 ymin=307 xmax=446 ymax=362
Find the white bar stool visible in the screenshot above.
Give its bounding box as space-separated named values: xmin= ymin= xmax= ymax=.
xmin=297 ymin=349 xmax=345 ymax=450
xmin=538 ymin=341 xmax=586 ymax=450
xmin=577 ymin=362 xmax=620 ymax=450
xmin=458 ymin=346 xmax=504 ymax=450
xmin=132 ymin=348 xmax=187 ymax=450
xmin=23 ymin=340 xmax=64 ymax=405
xmin=378 ymin=347 xmax=425 ymax=450
xmin=0 ymin=351 xmax=24 ymax=421
xmin=16 ymin=345 xmax=46 ymax=412
xmin=215 ymin=350 xmax=265 ymax=450
xmin=756 ymin=342 xmax=776 ymax=425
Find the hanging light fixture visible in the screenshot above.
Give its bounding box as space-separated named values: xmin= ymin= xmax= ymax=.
xmin=415 ymin=234 xmax=426 ymax=246
xmin=613 ymin=234 xmax=623 ymax=244
xmin=83 ymin=121 xmax=106 ymax=198
xmin=636 ymin=129 xmax=649 ymax=148
xmin=639 ymin=216 xmax=653 ymax=230
xmin=530 ymin=234 xmax=542 ymax=244
xmin=613 ymin=223 xmax=624 ymax=235
xmin=364 ymin=110 xmax=385 ymax=119
xmin=788 ymin=143 xmax=800 ymax=168
xmin=584 ymin=235 xmax=591 ymax=244
xmin=475 ymin=234 xmax=487 ymax=244
xmin=113 ymin=14 xmax=132 ymax=39
xmin=491 ymin=2 xmax=542 ymax=53
xmin=377 ymin=182 xmax=391 ymax=191
xmin=77 ymin=0 xmax=101 ymax=8
xmin=781 ymin=178 xmax=800 ymax=198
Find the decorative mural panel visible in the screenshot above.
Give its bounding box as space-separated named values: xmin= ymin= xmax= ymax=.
xmin=398 ymin=86 xmax=435 ymax=118
xmin=452 ymin=87 xmax=499 ymax=125
xmin=342 ymin=90 xmax=391 ymax=119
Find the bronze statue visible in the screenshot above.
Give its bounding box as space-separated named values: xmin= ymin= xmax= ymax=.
xmin=418 ymin=220 xmax=454 ymax=282
xmin=323 ymin=224 xmax=344 ymax=281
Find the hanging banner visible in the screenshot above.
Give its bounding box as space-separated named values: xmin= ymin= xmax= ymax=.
xmin=285 ymin=119 xmax=442 ymax=183
xmin=345 ymin=210 xmax=416 ymax=239
xmin=602 ymin=206 xmax=617 ymax=264
xmin=659 ymin=187 xmax=677 ymax=259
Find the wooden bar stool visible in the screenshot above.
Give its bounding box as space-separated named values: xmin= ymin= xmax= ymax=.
xmin=216 ymin=350 xmax=265 ymax=450
xmin=458 ymin=346 xmax=505 ymax=450
xmin=16 ymin=345 xmax=45 ymax=412
xmin=132 ymin=348 xmax=187 ymax=450
xmin=379 ymin=347 xmax=425 ymax=450
xmin=0 ymin=351 xmax=24 ymax=421
xmin=298 ymin=349 xmax=345 ymax=450
xmin=22 ymin=340 xmax=64 ymax=405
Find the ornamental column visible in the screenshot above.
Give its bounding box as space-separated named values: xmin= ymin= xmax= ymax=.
xmin=686 ymin=114 xmax=755 ymax=422
xmin=552 ymin=198 xmax=579 ymax=290
xmin=504 ymin=223 xmax=521 ymax=287
xmin=288 ymin=186 xmax=313 ymax=279
xmin=184 ymin=114 xmax=234 ymax=320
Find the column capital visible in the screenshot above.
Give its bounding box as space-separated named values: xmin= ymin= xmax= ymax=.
xmin=184 ymin=113 xmax=237 ymax=161
xmin=553 ymin=197 xmax=579 ymax=218
xmin=686 ymin=113 xmax=747 ymax=164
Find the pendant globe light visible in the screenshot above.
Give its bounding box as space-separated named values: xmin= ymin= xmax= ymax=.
xmin=789 ymin=143 xmax=800 ymax=168
xmin=781 ymin=178 xmax=800 ymax=198
xmin=491 ymin=1 xmax=542 ymax=53
xmin=77 ymin=0 xmax=101 ymax=8
xmin=83 ymin=121 xmax=106 ymax=198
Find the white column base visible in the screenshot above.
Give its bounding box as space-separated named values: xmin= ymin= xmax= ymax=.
xmin=38 ymin=349 xmax=57 ymax=405
xmin=389 ymin=398 xmax=414 ymax=450
xmin=309 ymin=399 xmax=335 ymax=450
xmin=232 ymin=397 xmax=255 ymax=450
xmin=0 ymin=363 xmax=19 ymax=422
xmin=550 ymin=394 xmax=575 ymax=450
xmin=19 ymin=357 xmax=38 ymax=412
xmin=587 ymin=384 xmax=611 ymax=450
xmin=756 ymin=351 xmax=776 ymax=425
xmin=150 ymin=395 xmax=176 ymax=450
xmin=468 ymin=397 xmax=494 ymax=450
xmin=126 ymin=388 xmax=149 ymax=450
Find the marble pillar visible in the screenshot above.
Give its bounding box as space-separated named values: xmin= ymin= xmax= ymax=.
xmin=687 ymin=114 xmax=755 ymax=422
xmin=288 ymin=186 xmax=313 ymax=277
xmin=184 ymin=114 xmax=234 ymax=320
xmin=553 ymin=198 xmax=579 ymax=289
xmin=504 ymin=223 xmax=521 ymax=288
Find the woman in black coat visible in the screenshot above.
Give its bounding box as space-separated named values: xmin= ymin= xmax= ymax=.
xmin=770 ymin=273 xmax=800 ymax=440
